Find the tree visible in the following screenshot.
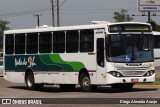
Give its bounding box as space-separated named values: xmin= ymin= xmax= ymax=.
xmin=0 ymin=20 xmax=10 ymax=35
xmin=113 ymin=9 xmax=134 ymax=22
xmin=150 ymin=19 xmax=160 ymax=31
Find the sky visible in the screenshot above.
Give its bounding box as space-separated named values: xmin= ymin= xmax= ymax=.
xmin=0 ymin=0 xmax=160 ymax=29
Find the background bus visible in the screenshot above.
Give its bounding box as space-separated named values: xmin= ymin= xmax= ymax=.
xmin=0 ymin=52 xmax=3 ymax=76
xmin=153 ymin=31 xmax=160 ymax=67
xmin=4 ymin=21 xmax=155 ymax=92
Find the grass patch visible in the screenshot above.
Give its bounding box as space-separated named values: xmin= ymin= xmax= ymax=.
xmin=155 ymin=76 xmax=160 ymax=83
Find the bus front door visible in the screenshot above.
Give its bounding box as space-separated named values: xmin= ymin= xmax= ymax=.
xmin=96 ymin=37 xmax=106 ymax=84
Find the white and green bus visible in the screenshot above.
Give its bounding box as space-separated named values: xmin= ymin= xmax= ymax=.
xmin=3 ymin=21 xmax=155 ymax=92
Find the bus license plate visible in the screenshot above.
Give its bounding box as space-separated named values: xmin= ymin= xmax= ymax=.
xmin=131 ymin=78 xmax=139 ymax=83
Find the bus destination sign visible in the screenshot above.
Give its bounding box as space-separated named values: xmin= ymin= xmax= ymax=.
xmin=109 ymin=24 xmax=151 ymax=32
xmin=124 ymin=26 xmax=149 ymax=31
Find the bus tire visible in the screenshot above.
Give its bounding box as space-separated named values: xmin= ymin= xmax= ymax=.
xmin=25 ymin=72 xmax=44 ymax=90
xmin=79 ymin=73 xmax=97 ymax=92
xmin=25 ymin=72 xmax=35 ymax=90
xmin=112 ymin=83 xmax=134 ymax=91
xmin=59 ymin=84 xmax=76 ymax=91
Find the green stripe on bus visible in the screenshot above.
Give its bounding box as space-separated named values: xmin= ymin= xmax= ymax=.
xmin=40 ymin=54 xmax=85 ymax=71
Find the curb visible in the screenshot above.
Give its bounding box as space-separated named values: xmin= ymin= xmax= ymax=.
xmin=134 ymin=84 xmax=160 ymax=87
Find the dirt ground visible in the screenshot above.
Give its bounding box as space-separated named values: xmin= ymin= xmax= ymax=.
xmin=155 ymin=67 xmax=160 ymax=76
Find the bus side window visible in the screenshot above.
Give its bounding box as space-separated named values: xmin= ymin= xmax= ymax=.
xmin=53 ymin=31 xmax=65 ymax=53
xmin=80 ymin=30 xmax=94 ymax=52
xmin=154 ymin=35 xmax=160 ymax=48
xmin=15 ymin=34 xmax=25 ymax=54
xmin=39 ymin=32 xmax=52 ymax=53
xmin=27 ymin=33 xmax=38 ymax=54
xmin=5 ymin=34 xmax=14 ymax=54
xmin=97 ymin=38 xmax=104 ymax=67
xmin=66 ymin=30 xmax=79 ymax=53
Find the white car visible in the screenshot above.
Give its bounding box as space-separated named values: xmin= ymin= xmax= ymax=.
xmin=0 ymin=60 xmax=4 ymax=77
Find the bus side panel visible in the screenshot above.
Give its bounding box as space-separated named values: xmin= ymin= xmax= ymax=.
xmin=34 ymin=72 xmax=79 ymax=84
xmin=154 ymin=49 xmax=160 ymax=67
xmin=4 ymin=53 xmax=97 ymax=84
xmin=63 ymin=53 xmax=97 ymax=84
xmin=4 ymin=72 xmax=25 ymax=83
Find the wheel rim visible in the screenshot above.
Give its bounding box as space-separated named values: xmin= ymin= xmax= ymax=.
xmin=27 ymin=75 xmax=33 ymax=87
xmin=82 ymin=77 xmax=90 ymax=88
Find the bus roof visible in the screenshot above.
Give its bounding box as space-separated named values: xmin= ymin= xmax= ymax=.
xmin=4 ymin=24 xmax=106 ymax=34
xmin=111 ymin=22 xmax=151 ymax=25
xmin=4 ymin=21 xmax=151 ymax=35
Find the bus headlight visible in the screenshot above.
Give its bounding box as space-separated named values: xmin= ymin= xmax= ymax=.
xmin=108 ymin=71 xmax=123 ymax=77
xmin=143 ymin=70 xmax=155 ymax=77
xmin=112 ymin=72 xmax=116 ymax=76
xmin=117 ymin=72 xmax=121 ymax=77
xmin=150 ymin=70 xmax=154 ymax=75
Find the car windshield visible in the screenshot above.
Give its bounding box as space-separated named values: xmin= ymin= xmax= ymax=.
xmin=106 ymin=34 xmax=153 ymax=63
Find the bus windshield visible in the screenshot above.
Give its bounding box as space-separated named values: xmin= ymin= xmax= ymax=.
xmin=106 ymin=34 xmax=153 ymax=63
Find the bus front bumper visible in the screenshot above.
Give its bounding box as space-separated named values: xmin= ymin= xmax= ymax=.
xmin=106 ymin=73 xmax=155 ymax=84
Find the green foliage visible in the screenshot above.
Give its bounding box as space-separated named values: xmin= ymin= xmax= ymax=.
xmin=150 ymin=19 xmax=160 ymax=31
xmin=155 ymin=76 xmax=160 ymax=83
xmin=113 ymin=9 xmax=134 ymax=22
xmin=0 ymin=19 xmax=10 ymax=36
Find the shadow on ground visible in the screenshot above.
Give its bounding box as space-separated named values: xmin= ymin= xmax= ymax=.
xmin=8 ymin=85 xmax=158 ymax=94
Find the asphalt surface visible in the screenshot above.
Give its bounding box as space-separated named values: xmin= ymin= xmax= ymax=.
xmin=0 ymin=77 xmax=160 ymax=107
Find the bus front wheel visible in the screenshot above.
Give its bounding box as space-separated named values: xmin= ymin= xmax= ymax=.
xmin=79 ymin=73 xmax=97 ymax=92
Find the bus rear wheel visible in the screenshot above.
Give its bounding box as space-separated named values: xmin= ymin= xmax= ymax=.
xmin=25 ymin=72 xmax=44 ymax=90
xmin=79 ymin=73 xmax=97 ymax=92
xmin=59 ymin=84 xmax=76 ymax=91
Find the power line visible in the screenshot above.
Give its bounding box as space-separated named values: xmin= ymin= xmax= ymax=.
xmin=0 ymin=1 xmax=48 ymax=13
xmin=0 ymin=7 xmax=50 ymax=18
xmin=0 ymin=0 xmax=134 ymax=19
xmin=60 ymin=0 xmax=68 ymax=7
xmin=0 ymin=8 xmax=134 ymax=18
xmin=0 ymin=1 xmax=50 ymax=18
xmin=0 ymin=0 xmax=45 ymax=8
xmin=0 ymin=0 xmax=69 ymax=18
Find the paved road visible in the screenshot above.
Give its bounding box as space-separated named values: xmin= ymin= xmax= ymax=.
xmin=0 ymin=77 xmax=160 ymax=107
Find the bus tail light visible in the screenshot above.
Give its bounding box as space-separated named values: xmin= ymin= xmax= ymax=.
xmin=108 ymin=71 xmax=123 ymax=77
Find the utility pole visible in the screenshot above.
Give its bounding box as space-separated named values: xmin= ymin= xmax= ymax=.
xmin=51 ymin=0 xmax=55 ymax=27
xmin=148 ymin=11 xmax=151 ymax=23
xmin=132 ymin=12 xmax=151 ymax=24
xmin=33 ymin=14 xmax=42 ymax=27
xmin=57 ymin=0 xmax=60 ymax=26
